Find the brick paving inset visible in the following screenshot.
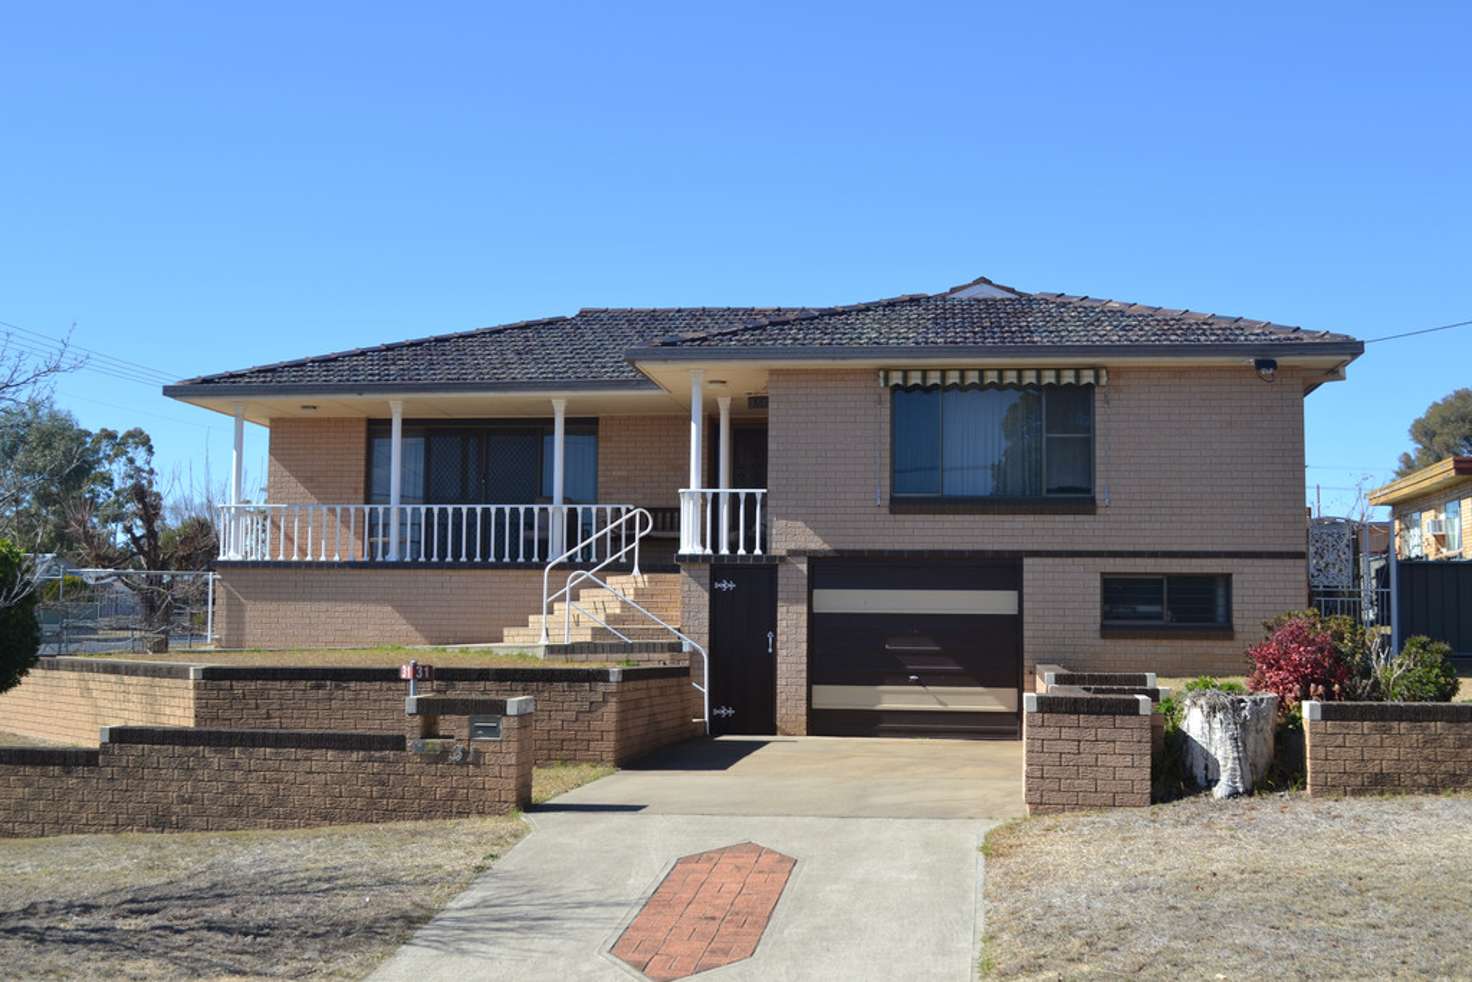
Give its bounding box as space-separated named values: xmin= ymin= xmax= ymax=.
xmin=610 ymin=841 xmax=796 ymax=980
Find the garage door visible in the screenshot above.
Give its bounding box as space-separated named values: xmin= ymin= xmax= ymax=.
xmin=809 ymin=559 xmax=1022 ymax=738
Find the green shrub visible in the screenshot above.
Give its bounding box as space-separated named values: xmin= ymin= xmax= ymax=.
xmin=1384 ymin=636 xmax=1459 ymax=702
xmin=1182 ymin=675 xmax=1247 ymax=695
xmin=0 ymin=540 xmax=41 ymax=695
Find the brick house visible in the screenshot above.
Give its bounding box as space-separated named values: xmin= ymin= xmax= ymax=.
xmin=164 ymin=275 xmax=1363 ymax=738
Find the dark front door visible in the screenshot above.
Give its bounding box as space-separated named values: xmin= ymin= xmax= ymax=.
xmin=708 ymin=564 xmax=777 ymax=735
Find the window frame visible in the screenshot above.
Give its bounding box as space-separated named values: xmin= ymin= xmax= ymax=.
xmin=887 ymin=383 xmax=1096 ymax=508
xmin=1444 ymin=499 xmax=1463 ymax=554
xmin=1098 ymin=573 xmax=1234 ymax=639
xmin=365 ymin=417 xmax=598 ymax=505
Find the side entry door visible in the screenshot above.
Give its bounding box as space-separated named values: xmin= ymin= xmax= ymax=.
xmin=708 ymin=565 xmax=777 ymax=736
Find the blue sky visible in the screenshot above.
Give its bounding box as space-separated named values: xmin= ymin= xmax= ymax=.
xmin=3 ymin=2 xmax=1468 ymax=517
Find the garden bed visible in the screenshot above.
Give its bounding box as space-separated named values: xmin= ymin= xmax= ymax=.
xmin=983 ymin=793 xmax=1472 ymax=979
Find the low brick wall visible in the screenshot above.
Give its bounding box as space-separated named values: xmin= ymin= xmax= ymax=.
xmin=193 ymin=665 xmax=698 ymax=764
xmin=2 ymin=659 xmax=698 ymax=766
xmin=0 ymin=717 xmax=531 ymax=839
xmin=0 ymin=659 xmax=195 ymax=746
xmin=1303 ymin=701 xmax=1472 ymax=796
xmin=1022 ymin=692 xmax=1153 ymax=815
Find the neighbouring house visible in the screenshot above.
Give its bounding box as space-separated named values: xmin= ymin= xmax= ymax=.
xmin=1369 ymin=456 xmax=1472 ymax=562
xmin=163 ymin=275 xmax=1364 ymax=738
xmin=1369 ymin=456 xmax=1472 ymax=662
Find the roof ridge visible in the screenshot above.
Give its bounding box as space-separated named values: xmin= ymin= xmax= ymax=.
xmin=577 ymin=306 xmax=798 ymax=315
xmin=171 ymin=315 xmax=574 ymax=385
xmin=650 ymin=293 xmax=935 ymax=347
xmin=939 ymin=274 xmax=1029 ymax=298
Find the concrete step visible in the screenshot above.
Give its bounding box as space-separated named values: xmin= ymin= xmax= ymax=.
xmin=502 ymin=624 xmax=680 ymax=644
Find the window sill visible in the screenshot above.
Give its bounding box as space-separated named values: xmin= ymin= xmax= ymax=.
xmin=1099 ymin=624 xmax=1235 ymax=641
xmin=890 ymin=497 xmax=1096 ymax=516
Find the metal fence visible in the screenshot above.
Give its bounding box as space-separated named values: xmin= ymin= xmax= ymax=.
xmin=1310 ymin=586 xmax=1392 ymax=628
xmin=35 ymin=569 xmax=216 ymax=655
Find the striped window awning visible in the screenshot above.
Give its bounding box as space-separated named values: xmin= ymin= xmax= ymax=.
xmin=878 ymin=367 xmax=1107 ymax=388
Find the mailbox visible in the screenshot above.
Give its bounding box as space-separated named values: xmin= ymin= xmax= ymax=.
xmin=468 ymin=715 xmax=503 ymax=741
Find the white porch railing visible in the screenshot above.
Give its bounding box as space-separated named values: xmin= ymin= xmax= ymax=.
xmin=216 ymin=503 xmax=636 ymax=564
xmin=678 ymin=489 xmax=766 ymax=556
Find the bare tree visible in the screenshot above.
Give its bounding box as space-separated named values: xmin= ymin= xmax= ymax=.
xmin=0 ymin=332 xmax=84 ymax=630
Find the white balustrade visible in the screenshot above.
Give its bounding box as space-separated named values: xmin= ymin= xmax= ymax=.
xmin=216 ymin=503 xmax=635 ymax=565
xmin=677 ymin=489 xmax=766 ymax=556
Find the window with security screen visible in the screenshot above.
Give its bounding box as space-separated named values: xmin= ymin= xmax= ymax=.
xmin=1101 ymin=574 xmax=1231 ymax=628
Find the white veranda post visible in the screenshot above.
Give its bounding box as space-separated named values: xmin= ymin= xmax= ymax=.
xmin=717 ymin=396 xmax=731 ymax=554
xmin=229 ymin=403 xmax=244 ymax=558
xmin=685 ymin=370 xmax=704 ymax=553
xmin=551 ymin=398 xmax=567 ymax=558
xmin=388 ymin=400 xmax=404 ymax=561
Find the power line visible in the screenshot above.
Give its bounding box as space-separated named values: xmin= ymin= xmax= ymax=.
xmin=0 ymin=318 xmax=180 ymax=383
xmin=54 ymin=389 xmax=216 ymax=431
xmin=1364 ymin=317 xmax=1472 ymax=344
xmin=0 ymin=337 xmax=172 ymax=388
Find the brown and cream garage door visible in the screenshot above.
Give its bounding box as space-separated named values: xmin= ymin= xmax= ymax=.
xmin=808 ymin=559 xmax=1022 ymax=738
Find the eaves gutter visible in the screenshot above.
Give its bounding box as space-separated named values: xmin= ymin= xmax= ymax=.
xmin=161 ymin=378 xmax=662 ymax=398
xmin=623 ymin=340 xmax=1366 ymax=364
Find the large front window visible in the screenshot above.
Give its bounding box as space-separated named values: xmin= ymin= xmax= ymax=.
xmin=891 ymin=385 xmax=1093 ymax=498
xmin=367 ymin=419 xmax=597 ymax=504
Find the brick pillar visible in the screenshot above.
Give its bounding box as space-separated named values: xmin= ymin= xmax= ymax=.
xmin=679 ymin=566 xmax=710 ymax=723
xmin=1023 ymin=692 xmax=1152 ymax=814
xmin=500 ymin=711 xmax=534 ymax=810
xmin=776 ymin=557 xmax=808 ymax=735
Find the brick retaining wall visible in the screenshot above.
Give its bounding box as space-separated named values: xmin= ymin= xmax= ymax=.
xmin=1303 ymin=701 xmax=1472 ymax=796
xmin=0 ymin=718 xmax=531 ymax=839
xmin=0 ymin=659 xmax=195 ymax=746
xmin=2 ymin=659 xmax=698 ymax=766
xmin=1023 ymin=692 xmax=1153 ymax=814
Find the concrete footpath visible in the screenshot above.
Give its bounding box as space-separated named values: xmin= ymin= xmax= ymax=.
xmin=370 ymin=737 xmax=1020 ymax=981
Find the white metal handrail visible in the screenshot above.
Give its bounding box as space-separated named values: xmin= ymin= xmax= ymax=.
xmin=562 ymin=566 xmax=710 ymax=734
xmin=216 ymin=503 xmax=634 ymax=565
xmin=541 ymin=505 xmax=711 ymax=732
xmin=540 ymin=507 xmax=652 ymax=642
xmin=678 ymin=488 xmax=766 ymax=556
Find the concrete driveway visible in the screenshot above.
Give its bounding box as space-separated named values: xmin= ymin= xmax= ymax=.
xmin=550 ymin=735 xmax=1024 ymax=819
xmin=371 ymin=736 xmax=1022 ymax=982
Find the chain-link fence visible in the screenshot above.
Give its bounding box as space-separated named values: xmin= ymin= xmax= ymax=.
xmin=35 ymin=569 xmax=215 ymax=655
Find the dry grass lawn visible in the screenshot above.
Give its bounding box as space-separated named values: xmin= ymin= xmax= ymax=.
xmin=533 ymin=761 xmax=615 ymax=805
xmin=0 ymin=762 xmax=611 ymax=979
xmin=0 ymin=816 xmax=528 ymax=980
xmin=74 ymin=645 xmax=629 ymax=669
xmin=983 ymin=793 xmax=1472 ymax=979
xmin=0 ymin=730 xmax=74 ymax=748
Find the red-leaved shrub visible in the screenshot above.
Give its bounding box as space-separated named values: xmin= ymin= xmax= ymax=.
xmin=1247 ymin=615 xmax=1351 ymax=708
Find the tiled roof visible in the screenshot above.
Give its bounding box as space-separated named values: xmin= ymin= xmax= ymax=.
xmin=648 ymin=289 xmax=1359 ymax=351
xmin=166 ymin=275 xmax=1359 ymax=393
xmin=169 ymin=308 xmax=805 ymax=390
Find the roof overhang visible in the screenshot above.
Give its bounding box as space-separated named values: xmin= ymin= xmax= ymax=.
xmin=628 ymin=342 xmax=1363 ymax=399
xmin=1368 ymin=456 xmax=1472 ymax=507
xmin=163 ymin=379 xmax=681 ymax=426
